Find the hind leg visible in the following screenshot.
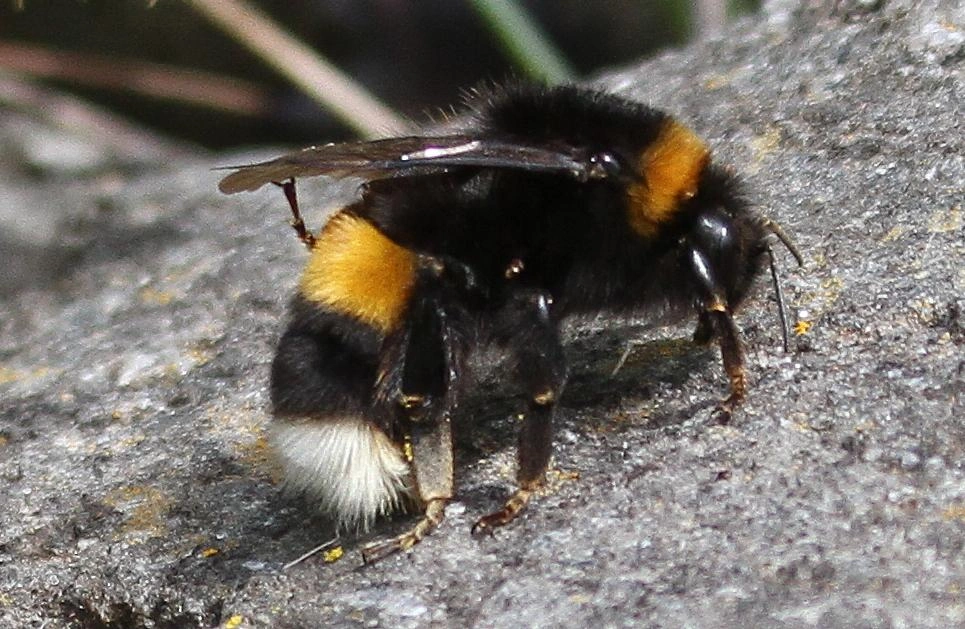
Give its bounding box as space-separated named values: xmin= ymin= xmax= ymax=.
xmin=361 ymin=263 xmax=468 ymax=562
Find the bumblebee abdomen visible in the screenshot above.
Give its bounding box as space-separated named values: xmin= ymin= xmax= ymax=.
xmin=270 ymin=306 xmax=381 ymax=415
xmin=272 ymin=271 xmax=413 ymax=529
xmin=270 ymin=211 xmax=420 ymax=529
xmin=298 ymin=211 xmax=417 ymax=334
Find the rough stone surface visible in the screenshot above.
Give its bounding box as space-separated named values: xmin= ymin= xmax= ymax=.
xmin=1 ymin=1 xmax=962 ymax=627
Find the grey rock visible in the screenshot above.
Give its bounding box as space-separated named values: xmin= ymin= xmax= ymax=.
xmin=1 ymin=0 xmax=962 ymax=627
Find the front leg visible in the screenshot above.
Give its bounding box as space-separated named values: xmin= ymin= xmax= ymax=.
xmin=473 ymin=290 xmax=566 ymax=535
xmin=706 ymin=307 xmax=746 ymax=412
xmin=686 ymin=246 xmax=746 ymax=412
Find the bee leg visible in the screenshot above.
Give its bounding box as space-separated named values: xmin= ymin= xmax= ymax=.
xmin=364 ymin=386 xmax=455 ymax=564
xmin=363 ymin=268 xmax=463 ymax=563
xmin=692 ymin=310 xmax=716 ymax=345
xmin=694 ymin=305 xmax=746 ymax=418
xmin=271 ymin=179 xmax=316 ymax=249
xmin=473 ymin=290 xmax=565 ymax=535
xmin=360 ymin=473 xmax=450 ymax=563
xmin=709 ymin=309 xmax=746 ymax=413
xmin=687 ymin=245 xmax=747 ymax=413
xmin=362 ymin=375 xmax=455 ymax=563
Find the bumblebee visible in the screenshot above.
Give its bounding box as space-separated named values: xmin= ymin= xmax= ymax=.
xmin=219 ymin=82 xmax=802 ymax=562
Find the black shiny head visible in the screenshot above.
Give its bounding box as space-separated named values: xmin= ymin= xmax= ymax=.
xmin=683 ymin=166 xmax=803 ymax=349
xmin=680 ymin=167 xmax=768 ymax=312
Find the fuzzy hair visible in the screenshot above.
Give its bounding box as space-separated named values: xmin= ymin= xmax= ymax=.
xmin=271 ymin=416 xmax=411 ymax=530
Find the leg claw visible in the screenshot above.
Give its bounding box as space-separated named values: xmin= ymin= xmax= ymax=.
xmin=470 ymin=515 xmax=500 ymax=538
xmin=470 ymin=488 xmax=534 ymax=540
xmin=359 ymin=499 xmax=446 ymax=564
xmin=360 ymin=539 xmax=405 ymax=564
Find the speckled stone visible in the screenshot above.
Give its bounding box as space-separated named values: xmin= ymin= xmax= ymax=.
xmin=1 ymin=1 xmax=962 ymax=627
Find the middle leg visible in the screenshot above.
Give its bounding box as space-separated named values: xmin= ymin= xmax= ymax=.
xmin=473 ymin=290 xmax=566 ymax=534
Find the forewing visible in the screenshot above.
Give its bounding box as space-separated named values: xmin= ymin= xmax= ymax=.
xmin=217 ymin=135 xmax=600 ymax=194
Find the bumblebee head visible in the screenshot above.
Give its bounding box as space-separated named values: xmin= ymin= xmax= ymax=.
xmin=683 ymin=164 xmax=803 ymax=349
xmin=678 ymin=160 xmax=777 ymax=316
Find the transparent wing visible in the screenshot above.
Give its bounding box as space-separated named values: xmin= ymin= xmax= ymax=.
xmin=217 ymin=135 xmax=606 ymax=194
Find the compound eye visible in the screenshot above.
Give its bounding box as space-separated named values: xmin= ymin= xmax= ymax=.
xmin=588 ymin=151 xmax=624 ymax=179
xmin=695 ymin=210 xmax=736 ymax=260
xmin=699 ymin=213 xmax=729 ymax=243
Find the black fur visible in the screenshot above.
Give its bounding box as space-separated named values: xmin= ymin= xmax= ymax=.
xmin=271 ymin=294 xmax=382 ymax=417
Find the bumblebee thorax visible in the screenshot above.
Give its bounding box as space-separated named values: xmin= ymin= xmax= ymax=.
xmin=626 ymin=120 xmax=710 ymax=239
